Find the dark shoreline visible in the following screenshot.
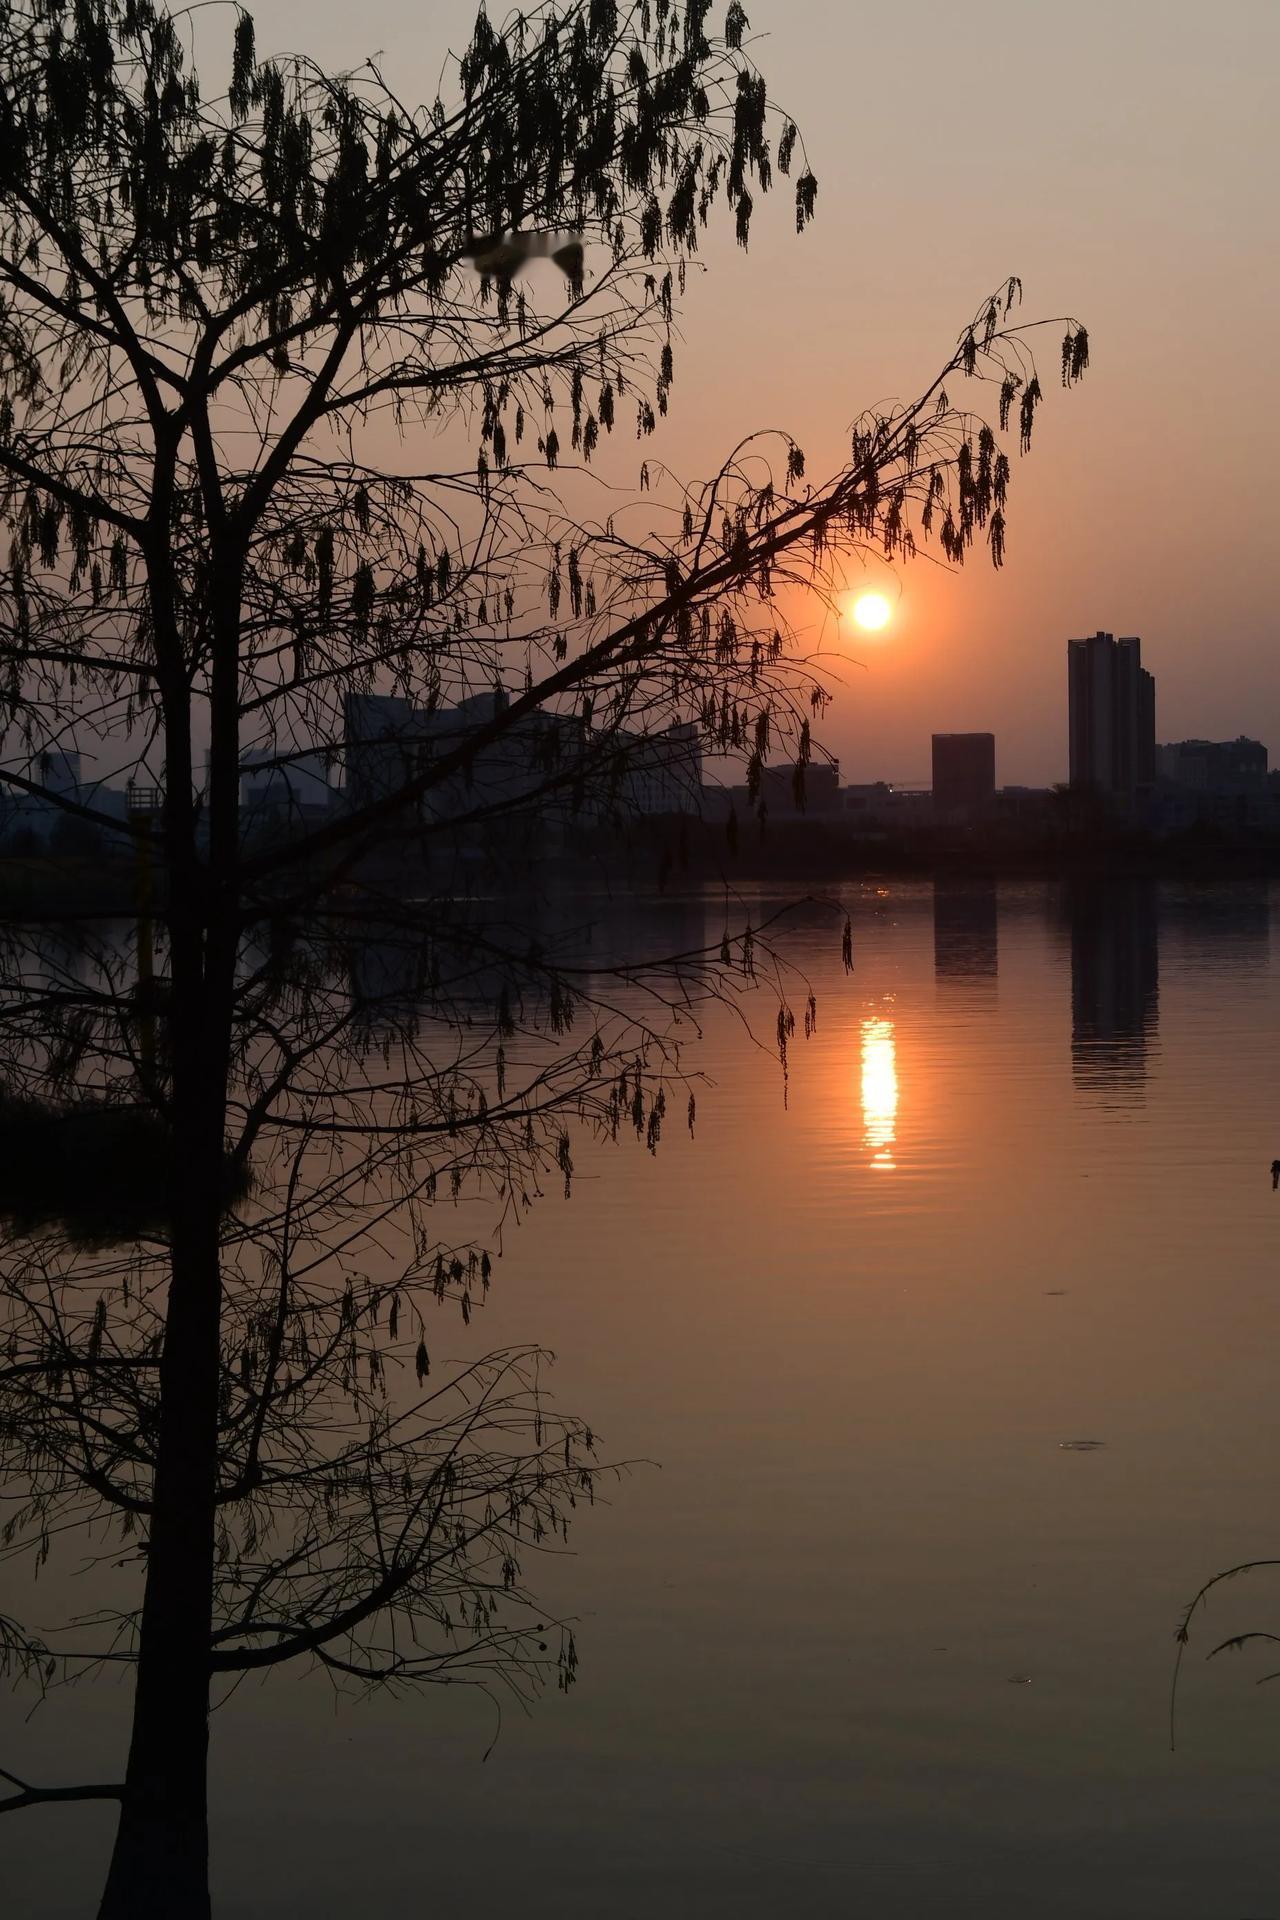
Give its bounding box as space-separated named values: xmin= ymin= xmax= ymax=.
xmin=3 ymin=826 xmax=1279 ymax=920
xmin=575 ymin=818 xmax=1280 ymax=887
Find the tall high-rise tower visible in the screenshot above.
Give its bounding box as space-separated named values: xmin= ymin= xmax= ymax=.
xmin=1067 ymin=631 xmax=1155 ymax=793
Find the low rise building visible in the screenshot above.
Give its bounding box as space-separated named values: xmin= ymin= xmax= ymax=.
xmin=342 ymin=689 xmax=703 ymax=839
xmin=759 ymin=760 xmax=840 ymax=816
xmin=240 ymin=749 xmax=336 ymax=830
xmin=1157 ymin=737 xmax=1268 ymax=793
xmin=932 ymin=733 xmax=996 ymax=817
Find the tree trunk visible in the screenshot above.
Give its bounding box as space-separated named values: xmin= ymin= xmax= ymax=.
xmin=98 ymin=879 xmax=232 ymax=1919
xmin=96 ymin=1230 xmax=218 ymax=1916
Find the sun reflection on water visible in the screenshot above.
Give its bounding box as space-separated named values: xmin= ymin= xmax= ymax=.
xmin=860 ymin=1015 xmax=898 ymax=1169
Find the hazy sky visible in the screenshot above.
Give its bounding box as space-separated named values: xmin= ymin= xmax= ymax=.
xmin=249 ymin=0 xmax=1278 ymax=786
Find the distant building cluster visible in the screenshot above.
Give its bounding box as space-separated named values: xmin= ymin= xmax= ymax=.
xmin=0 ymin=691 xmax=707 ymax=855
xmin=0 ymin=749 xmax=138 ymax=850
xmin=809 ymin=631 xmax=1276 ymax=839
xmin=1156 ymin=737 xmax=1267 ymax=792
xmin=341 ymin=689 xmax=702 ymax=836
xmin=4 ymin=625 xmax=1280 ymax=857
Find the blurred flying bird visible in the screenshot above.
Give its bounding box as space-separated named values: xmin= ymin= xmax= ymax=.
xmin=461 ymin=231 xmax=584 ymax=284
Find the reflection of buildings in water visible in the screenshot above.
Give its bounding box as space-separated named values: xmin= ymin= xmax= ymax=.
xmin=1068 ymin=883 xmax=1159 ymax=1097
xmin=933 ymin=880 xmax=998 ymax=1000
xmin=573 ymin=889 xmax=708 ymax=980
xmin=347 ymin=912 xmax=512 ymax=1029
xmin=860 ymin=1014 xmax=898 ymax=1170
xmin=344 ymin=890 xmax=714 ymax=1035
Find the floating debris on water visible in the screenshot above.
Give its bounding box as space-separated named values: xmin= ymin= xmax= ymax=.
xmin=1059 ymin=1439 xmax=1106 ymax=1452
xmin=1007 ymin=1674 xmax=1032 ymax=1685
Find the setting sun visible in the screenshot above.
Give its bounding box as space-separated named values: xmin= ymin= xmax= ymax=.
xmin=850 ymin=591 xmax=892 ymax=632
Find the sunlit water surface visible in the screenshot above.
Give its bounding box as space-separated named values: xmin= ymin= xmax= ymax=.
xmin=9 ymin=878 xmax=1280 ymax=1918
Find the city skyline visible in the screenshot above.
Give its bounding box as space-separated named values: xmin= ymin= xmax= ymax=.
xmin=6 ymin=651 xmax=1271 ymax=845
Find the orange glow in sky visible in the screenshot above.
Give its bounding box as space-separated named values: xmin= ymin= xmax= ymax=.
xmin=255 ymin=0 xmax=1278 ymax=787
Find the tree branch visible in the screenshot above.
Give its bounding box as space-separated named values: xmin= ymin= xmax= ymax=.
xmin=0 ymin=1765 xmax=124 ymax=1816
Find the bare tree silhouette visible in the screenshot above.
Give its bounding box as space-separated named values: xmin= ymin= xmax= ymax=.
xmin=0 ymin=0 xmax=1088 ymax=1910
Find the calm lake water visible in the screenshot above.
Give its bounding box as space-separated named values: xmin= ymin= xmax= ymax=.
xmin=9 ymin=877 xmax=1280 ymax=1918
